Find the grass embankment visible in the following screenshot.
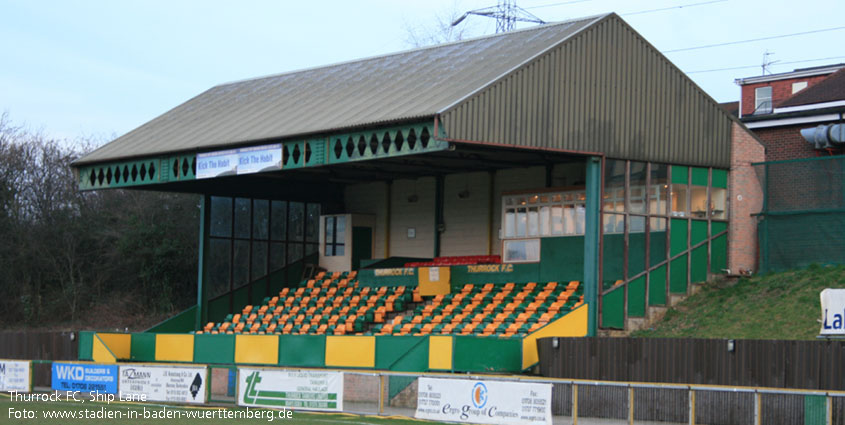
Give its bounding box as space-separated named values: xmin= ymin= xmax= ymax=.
xmin=633 ymin=264 xmax=845 ymax=340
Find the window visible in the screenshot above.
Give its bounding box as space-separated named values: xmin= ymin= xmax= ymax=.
xmin=503 ymin=239 xmax=540 ymax=263
xmin=324 ymin=215 xmax=346 ymax=256
xmin=502 ymin=189 xmax=586 ymax=239
xmin=792 ymin=81 xmax=808 ymax=94
xmin=754 ymin=86 xmax=772 ymax=115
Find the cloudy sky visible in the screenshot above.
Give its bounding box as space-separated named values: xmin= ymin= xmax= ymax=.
xmin=2 ymin=0 xmax=843 ymax=142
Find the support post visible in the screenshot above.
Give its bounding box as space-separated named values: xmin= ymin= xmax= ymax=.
xmin=689 ymin=389 xmax=696 ymax=425
xmin=572 ymin=383 xmax=578 ymax=425
xmin=379 ymin=374 xmax=386 ymax=414
xmin=583 ymin=156 xmax=602 ymax=336
xmin=628 ymin=386 xmax=634 ymax=425
xmin=434 ymin=175 xmax=444 ymax=258
xmin=195 ymin=195 xmax=211 ymax=330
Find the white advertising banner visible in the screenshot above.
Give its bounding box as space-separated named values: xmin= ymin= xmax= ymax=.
xmin=416 ymin=377 xmax=552 ymax=425
xmin=820 ymin=288 xmax=845 ymax=335
xmin=196 ymin=149 xmax=238 ymax=179
xmin=197 ymin=143 xmax=282 ymax=179
xmin=0 ymin=360 xmax=31 ymax=392
xmin=119 ymin=365 xmax=207 ymax=404
xmin=238 ymin=368 xmax=343 ymax=411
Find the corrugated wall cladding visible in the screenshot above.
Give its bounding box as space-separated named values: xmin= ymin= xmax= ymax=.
xmin=440 ymin=15 xmax=733 ymax=168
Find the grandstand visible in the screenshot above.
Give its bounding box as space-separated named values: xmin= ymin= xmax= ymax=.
xmin=70 ymin=13 xmax=764 ymax=374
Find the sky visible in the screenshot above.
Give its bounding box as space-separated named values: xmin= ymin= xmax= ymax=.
xmin=1 ymin=0 xmax=844 ymax=143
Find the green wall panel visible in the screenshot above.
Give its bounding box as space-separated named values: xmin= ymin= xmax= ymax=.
xmin=627 ymin=276 xmax=646 ymax=317
xmin=670 ymin=255 xmax=688 ymax=294
xmin=670 ymin=219 xmax=688 ymax=256
xmin=450 ymin=263 xmax=540 ymax=288
xmin=648 ymin=265 xmax=667 ymax=306
xmin=130 ymin=333 xmax=157 ymax=362
xmin=452 ymin=337 xmax=521 ymax=372
xmin=601 ymin=286 xmax=625 ymax=329
xmin=711 ymin=234 xmax=727 ymax=274
xmin=712 ymin=169 xmax=728 ymax=188
xmin=650 ymin=231 xmax=668 ymax=267
xmin=691 ymin=167 xmax=709 ymax=186
xmin=602 ymin=233 xmax=625 ymax=287
xmin=375 ymin=336 xmax=429 ymax=371
xmin=147 ymin=305 xmax=197 ymax=333
xmin=208 ymin=296 xmax=231 ymax=323
xmin=691 ymin=220 xmax=708 ymax=246
xmin=78 ymin=331 xmax=94 ymax=361
xmin=278 ymin=335 xmax=325 ymax=367
xmin=194 ymin=334 xmax=236 ymax=364
xmin=539 ymin=236 xmax=585 ymax=282
xmin=629 ymin=231 xmax=646 ymax=278
xmin=691 ymin=246 xmax=708 ymax=283
xmin=233 ymin=286 xmax=249 ymax=312
xmin=712 ymin=221 xmax=727 ymax=235
xmin=671 ymin=166 xmax=688 ymax=184
xmin=250 ymin=278 xmax=268 ymax=305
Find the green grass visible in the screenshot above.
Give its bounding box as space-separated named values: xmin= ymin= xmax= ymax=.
xmin=632 ymin=264 xmax=845 ymax=339
xmin=0 ymin=396 xmax=433 ymax=425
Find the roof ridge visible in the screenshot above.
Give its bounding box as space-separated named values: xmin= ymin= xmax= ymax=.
xmin=216 ymin=13 xmax=609 ymax=88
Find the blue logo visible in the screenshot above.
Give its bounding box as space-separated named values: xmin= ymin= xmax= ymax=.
xmin=471 ymin=382 xmax=488 ymax=408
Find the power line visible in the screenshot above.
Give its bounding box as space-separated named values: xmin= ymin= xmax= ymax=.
xmin=523 ymin=0 xmax=590 ymax=10
xmin=622 ymin=0 xmax=728 ymax=17
xmin=685 ymin=56 xmax=845 ymax=74
xmin=664 ymin=26 xmax=845 ymax=53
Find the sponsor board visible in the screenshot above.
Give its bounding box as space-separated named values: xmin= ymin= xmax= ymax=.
xmin=0 ymin=360 xmax=31 ymax=392
xmin=52 ymin=362 xmax=118 ymax=394
xmin=238 ymin=368 xmax=343 ymax=411
xmin=197 ymin=143 xmax=282 ymax=179
xmin=119 ymin=365 xmax=207 ymax=404
xmin=821 ymin=289 xmax=845 ymax=335
xmin=416 ymin=377 xmax=552 ymax=425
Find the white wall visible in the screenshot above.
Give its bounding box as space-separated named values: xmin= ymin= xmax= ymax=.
xmin=440 ymin=171 xmax=492 ymax=256
xmin=344 ymin=182 xmax=388 ymax=258
xmin=389 ymin=177 xmax=435 ymax=258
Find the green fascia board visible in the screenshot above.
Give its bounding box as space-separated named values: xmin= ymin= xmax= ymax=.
xmin=130 ymin=333 xmax=157 ymax=362
xmin=278 ymin=335 xmax=326 ymax=367
xmin=78 ymin=331 xmax=94 ymax=361
xmin=77 ymin=120 xmax=442 ymax=191
xmin=375 ymin=335 xmax=429 ymax=372
xmin=452 ymin=336 xmax=521 ymax=373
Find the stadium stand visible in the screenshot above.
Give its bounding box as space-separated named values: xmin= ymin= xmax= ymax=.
xmin=197 ymin=267 xmax=584 ymax=338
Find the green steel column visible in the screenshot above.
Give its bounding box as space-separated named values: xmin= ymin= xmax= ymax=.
xmin=434 ymin=175 xmax=444 ymax=258
xmin=195 ymin=195 xmax=211 ymax=330
xmin=583 ymin=156 xmax=601 ymax=336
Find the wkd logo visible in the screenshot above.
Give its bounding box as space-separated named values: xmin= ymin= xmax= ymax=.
xmin=471 ymin=382 xmax=488 ymax=408
xmin=55 ymin=365 xmax=84 ymax=380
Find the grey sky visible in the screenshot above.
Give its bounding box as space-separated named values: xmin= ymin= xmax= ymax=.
xmin=1 ymin=0 xmax=842 ymax=143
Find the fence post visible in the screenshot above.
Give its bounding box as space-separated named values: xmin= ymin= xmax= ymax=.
xmin=628 ymin=386 xmax=634 ymax=425
xmin=689 ymin=388 xmax=695 ymax=425
xmin=378 ymin=374 xmax=385 ymax=414
xmin=754 ymin=391 xmax=761 ymax=425
xmin=827 ymin=395 xmax=832 ymax=425
xmin=572 ymin=383 xmax=578 ymax=425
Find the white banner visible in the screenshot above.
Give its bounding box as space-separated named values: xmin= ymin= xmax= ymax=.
xmin=197 ymin=143 xmax=282 ymax=179
xmin=820 ymin=288 xmax=845 ymax=335
xmin=416 ymin=377 xmax=552 ymax=425
xmin=0 ymin=360 xmax=30 ymax=392
xmin=238 ymin=368 xmax=343 ymax=411
xmin=119 ymin=365 xmax=207 ymax=404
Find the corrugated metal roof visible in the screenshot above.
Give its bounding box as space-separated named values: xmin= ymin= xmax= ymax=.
xmin=75 ymin=15 xmax=602 ymax=165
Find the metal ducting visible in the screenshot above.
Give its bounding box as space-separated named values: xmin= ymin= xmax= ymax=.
xmin=802 ymin=124 xmax=845 ymax=149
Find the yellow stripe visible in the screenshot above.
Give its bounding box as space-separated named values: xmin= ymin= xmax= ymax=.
xmin=521 ymin=304 xmax=589 ymax=369
xmin=98 ymin=333 xmax=131 ymax=360
xmin=155 ymin=334 xmax=194 ymax=362
xmin=234 ymin=335 xmax=279 ymax=364
xmin=428 ymin=336 xmax=453 ymax=370
xmin=92 ymin=335 xmax=117 ymax=363
xmin=325 ymin=336 xmax=375 ymax=368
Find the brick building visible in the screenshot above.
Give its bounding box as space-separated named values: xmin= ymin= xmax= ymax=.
xmin=736 ymin=64 xmax=845 ymax=161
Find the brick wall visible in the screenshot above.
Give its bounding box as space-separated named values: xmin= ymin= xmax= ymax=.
xmin=728 ymin=122 xmax=766 ymax=274
xmin=754 ymin=124 xmax=842 ymax=162
xmin=740 ymin=74 xmax=829 ymax=116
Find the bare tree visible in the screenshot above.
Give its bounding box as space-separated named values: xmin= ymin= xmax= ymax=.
xmin=403 ymin=1 xmax=486 ymax=48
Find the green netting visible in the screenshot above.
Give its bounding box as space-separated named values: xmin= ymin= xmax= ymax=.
xmin=756 ymin=156 xmax=845 ymax=272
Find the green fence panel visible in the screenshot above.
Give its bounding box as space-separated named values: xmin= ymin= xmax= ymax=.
xmin=278 ymin=335 xmax=326 ymax=367
xmin=691 ymin=220 xmax=708 ymax=246
xmin=670 ymin=255 xmax=688 ymax=294
xmin=146 ymin=305 xmax=197 ymax=333
xmin=650 ymin=231 xmax=668 ymax=267
xmin=670 ymin=219 xmax=688 ymax=256
xmin=452 ymin=336 xmax=521 ymax=373
xmin=671 ymin=165 xmax=688 ymax=184
xmin=711 ymin=234 xmax=727 ymax=274
xmin=375 ymin=336 xmax=429 ymax=371
xmin=691 ymin=246 xmax=708 ymax=284
xmin=78 ymin=331 xmax=94 ymax=361
xmin=691 ymin=167 xmax=709 ymax=186
xmin=804 ymin=395 xmax=826 ymax=425
xmin=539 ymin=236 xmax=585 ymax=282
xmin=194 ymin=334 xmax=236 ymax=364
xmin=130 ymin=333 xmax=157 ymax=362
xmin=712 ymin=169 xmax=728 ymax=188
xmin=628 ymin=231 xmax=646 ymax=278
xmin=602 ymin=233 xmax=625 ymax=286
xmin=648 ymin=265 xmax=667 ymax=306
xmin=627 ymin=276 xmax=646 ymax=317
xmin=601 ymin=286 xmax=625 ymax=329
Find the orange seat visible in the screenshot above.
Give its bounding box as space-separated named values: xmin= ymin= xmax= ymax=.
xmin=242 ymin=305 xmax=253 ymax=315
